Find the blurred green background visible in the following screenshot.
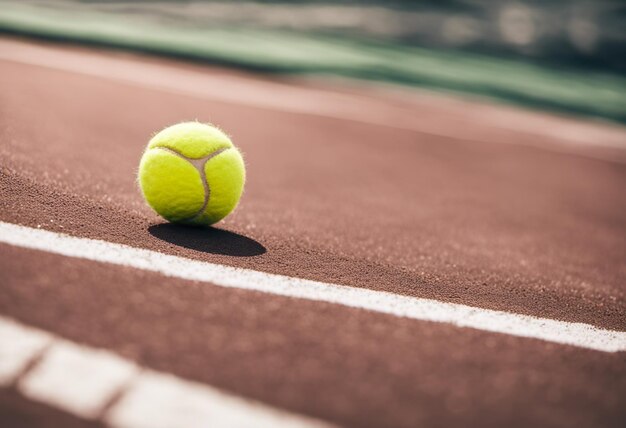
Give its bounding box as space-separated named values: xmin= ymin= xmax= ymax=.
xmin=1 ymin=0 xmax=624 ymax=123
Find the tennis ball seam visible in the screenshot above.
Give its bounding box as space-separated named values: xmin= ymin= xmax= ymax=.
xmin=152 ymin=146 xmax=230 ymax=222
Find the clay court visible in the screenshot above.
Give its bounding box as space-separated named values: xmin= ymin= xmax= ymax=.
xmin=1 ymin=33 xmax=625 ymax=428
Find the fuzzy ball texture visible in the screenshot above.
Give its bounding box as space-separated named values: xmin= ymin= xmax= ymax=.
xmin=138 ymin=122 xmax=245 ymax=226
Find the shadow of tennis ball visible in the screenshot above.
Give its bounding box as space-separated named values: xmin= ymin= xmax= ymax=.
xmin=148 ymin=223 xmax=266 ymax=257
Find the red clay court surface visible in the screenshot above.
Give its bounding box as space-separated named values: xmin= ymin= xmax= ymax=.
xmin=0 ymin=38 xmax=625 ymax=427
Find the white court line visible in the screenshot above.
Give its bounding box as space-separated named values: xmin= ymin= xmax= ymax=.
xmin=105 ymin=370 xmax=327 ymax=428
xmin=1 ymin=221 xmax=625 ymax=353
xmin=19 ymin=340 xmax=139 ymax=419
xmin=0 ymin=318 xmax=52 ymax=387
xmin=0 ymin=316 xmax=333 ymax=427
xmin=0 ymin=39 xmax=624 ymax=152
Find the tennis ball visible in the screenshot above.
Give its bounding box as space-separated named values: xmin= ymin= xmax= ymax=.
xmin=138 ymin=122 xmax=245 ymax=226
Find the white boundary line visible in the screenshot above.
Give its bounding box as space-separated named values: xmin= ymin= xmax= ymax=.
xmin=0 ymin=316 xmax=333 ymax=427
xmin=1 ymin=221 xmax=625 ymax=353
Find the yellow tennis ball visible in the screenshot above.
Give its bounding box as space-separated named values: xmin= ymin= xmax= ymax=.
xmin=138 ymin=122 xmax=245 ymax=226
